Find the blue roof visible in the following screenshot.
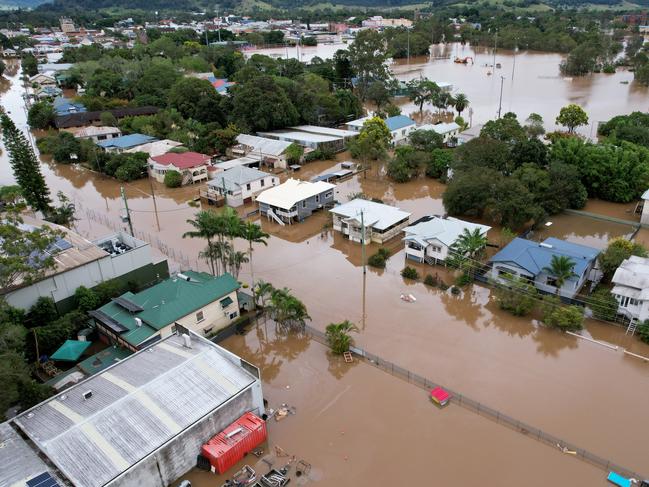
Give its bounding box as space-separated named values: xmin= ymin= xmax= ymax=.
xmin=97 ymin=133 xmax=157 ymax=150
xmin=489 ymin=237 xmax=600 ymax=277
xmin=53 ymin=96 xmax=86 ymax=116
xmin=385 ymin=115 xmax=416 ymax=131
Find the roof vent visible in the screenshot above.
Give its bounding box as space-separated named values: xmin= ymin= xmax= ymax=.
xmin=82 ymin=390 xmax=93 ymax=400
xmin=182 ymin=333 xmax=192 ymax=349
xmin=539 ymin=243 xmax=553 ymax=249
xmin=177 ymin=273 xmax=191 ymax=281
xmin=134 ymin=317 xmax=142 ymax=327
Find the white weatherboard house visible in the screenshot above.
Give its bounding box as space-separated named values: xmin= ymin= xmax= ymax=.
xmin=208 ymin=166 xmax=279 ymax=207
xmin=403 ymin=216 xmax=491 ymax=264
xmin=346 ymin=115 xmax=417 ymax=145
xmin=256 ymin=178 xmax=335 ymax=225
xmin=611 ymin=255 xmax=649 ymax=323
xmin=233 ymin=134 xmax=292 ymax=169
xmin=330 ymin=199 xmax=411 ymax=244
xmin=416 ymin=122 xmax=461 ymax=145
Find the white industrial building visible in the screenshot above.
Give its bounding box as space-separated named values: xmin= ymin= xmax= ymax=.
xmin=2 ymin=218 xmax=166 ymax=311
xmin=4 ymin=330 xmax=264 ymax=487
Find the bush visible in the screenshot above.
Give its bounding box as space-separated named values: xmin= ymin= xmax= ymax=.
xmin=450 ymin=285 xmax=461 ymax=295
xmin=27 ymin=297 xmax=58 ymax=328
xmin=164 ymin=170 xmax=183 ymax=188
xmin=115 ymin=158 xmax=147 ymax=181
xmin=325 ymin=320 xmax=357 ymax=355
xmin=94 ymin=279 xmax=125 ymax=304
xmin=455 ymin=272 xmax=472 ymax=287
xmin=638 ymin=321 xmax=649 ymax=344
xmin=27 ymin=101 xmax=56 ymax=129
xmin=599 ymin=238 xmax=647 ymax=280
xmin=304 ymin=147 xmax=336 ymax=162
xmin=401 ymin=266 xmax=419 ymax=280
xmin=368 ymin=248 xmax=391 ymax=268
xmin=74 ymin=286 xmax=100 ymax=312
xmin=494 ymin=277 xmax=538 ymax=316
xmin=542 ymin=297 xmax=584 ymax=331
xmin=424 ymin=274 xmax=438 ymax=287
xmin=588 ymin=287 xmax=619 ymax=321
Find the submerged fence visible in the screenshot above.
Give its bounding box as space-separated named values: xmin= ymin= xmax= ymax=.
xmin=304 ymin=324 xmax=645 ymax=481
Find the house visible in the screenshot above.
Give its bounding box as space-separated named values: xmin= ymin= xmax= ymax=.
xmin=124 ymin=138 xmax=183 ymax=157
xmin=53 ymin=96 xmax=86 ymax=116
xmin=208 ymin=166 xmax=279 ymax=207
xmin=456 ymin=123 xmax=484 ymax=145
xmin=29 ymin=72 xmax=56 ymax=87
xmin=65 ymin=125 xmax=122 ymax=142
xmin=611 ymin=255 xmax=649 ymax=323
xmin=54 ymin=106 xmax=160 ymax=129
xmin=34 ymin=85 xmax=63 ymax=99
xmin=256 ymin=178 xmax=335 ymax=224
xmin=640 ymin=189 xmax=649 ymax=225
xmin=233 ymin=134 xmax=292 ymax=169
xmin=90 ymin=271 xmax=241 ymax=351
xmin=208 ymin=76 xmax=236 ymax=94
xmin=416 ymin=122 xmax=461 ymax=145
xmin=37 ymin=63 xmax=74 ymax=74
xmin=403 ymin=216 xmax=491 ymax=264
xmin=346 ymin=115 xmax=417 ymax=145
xmin=7 ymin=329 xmax=263 ymax=487
xmin=2 ymin=218 xmax=168 ymax=311
xmin=97 ymin=133 xmax=158 ymax=153
xmin=330 ymin=199 xmax=411 ymax=244
xmin=257 ymin=125 xmax=358 ymax=153
xmin=489 ymin=237 xmax=600 ymax=299
xmin=149 ymin=151 xmax=211 ymax=185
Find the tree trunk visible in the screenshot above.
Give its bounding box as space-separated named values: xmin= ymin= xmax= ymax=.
xmin=249 ymin=241 xmax=257 ymax=310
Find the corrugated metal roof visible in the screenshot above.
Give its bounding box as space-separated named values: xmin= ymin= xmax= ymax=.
xmin=208 ymin=166 xmax=272 ymax=192
xmin=97 ymin=134 xmax=157 ymax=150
xmin=385 ymin=115 xmax=416 ymax=132
xmin=12 ymin=333 xmax=257 ymax=487
xmin=403 ymin=216 xmax=491 ymax=247
xmin=236 ymin=134 xmax=291 ymax=157
xmin=256 ymin=178 xmax=335 ymax=210
xmin=330 ymin=199 xmax=411 ymax=231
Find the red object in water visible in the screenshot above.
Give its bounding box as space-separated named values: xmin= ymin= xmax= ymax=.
xmin=430 ymin=387 xmax=452 ymax=407
xmin=201 ymin=412 xmax=267 ymax=474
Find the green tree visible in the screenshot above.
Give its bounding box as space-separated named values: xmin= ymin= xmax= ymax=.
xmin=285 ymin=143 xmax=304 ymax=165
xmin=407 ymin=78 xmax=440 ymax=113
xmin=325 ymin=320 xmax=358 ymax=355
xmin=348 ymin=117 xmax=392 ymax=162
xmin=27 ymin=296 xmax=58 ymax=328
xmin=27 ymin=101 xmax=56 ymax=129
xmin=1 ymin=113 xmax=52 ymax=213
xmin=227 ymin=249 xmax=249 ymax=279
xmin=425 ymin=149 xmax=453 ymax=179
xmin=254 ymin=280 xmax=274 ymax=309
xmin=366 ymin=81 xmax=391 ymax=113
xmin=409 ymin=129 xmax=443 ymax=152
xmin=348 ymin=29 xmax=392 ymax=101
xmin=543 ymin=255 xmax=577 ymax=295
xmin=525 ymin=113 xmax=545 ymax=138
xmin=21 ymin=54 xmax=38 ymax=77
xmin=556 ymin=104 xmax=589 ymax=134
xmin=268 ymin=287 xmax=311 ymax=331
xmin=542 ymin=297 xmax=584 ymax=331
xmin=637 ymin=320 xmax=649 ymax=344
xmin=168 ymin=77 xmax=224 ymax=125
xmin=52 ymin=132 xmax=81 ymax=164
xmin=208 ymin=124 xmax=240 ymax=155
xmin=183 ymin=210 xmax=221 ymax=275
xmin=74 ymin=286 xmax=99 ymax=312
xmin=239 ymin=221 xmax=269 ymax=308
xmin=401 ymin=266 xmax=420 ymax=280
xmin=493 ymin=276 xmax=538 ymax=316
xmin=47 ymin=191 xmax=77 ymax=228
xmin=481 ymin=113 xmax=527 ymax=145
xmin=164 ymin=170 xmax=183 ymax=188
xmin=588 ymin=287 xmax=619 ymax=321
xmin=454 ymin=93 xmax=469 ymax=115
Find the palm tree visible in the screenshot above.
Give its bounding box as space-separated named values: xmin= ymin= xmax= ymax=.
xmin=228 ymin=249 xmax=249 ymax=279
xmin=543 ymin=255 xmax=577 ymax=295
xmin=212 ymin=240 xmax=233 ymax=276
xmin=453 ymin=228 xmax=488 ymax=260
xmin=454 ymin=93 xmax=469 ymax=115
xmin=240 ymin=221 xmax=270 ymax=307
xmin=268 ymin=287 xmax=311 ymax=331
xmin=183 ymin=210 xmax=220 ymax=275
xmin=325 ymin=320 xmax=359 ymax=355
xmin=254 ymin=280 xmax=274 ymax=309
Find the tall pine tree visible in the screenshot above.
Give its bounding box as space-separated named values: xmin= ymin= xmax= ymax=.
xmin=0 ymin=112 xmax=51 ymax=213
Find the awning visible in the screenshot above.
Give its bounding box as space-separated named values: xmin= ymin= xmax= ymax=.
xmin=50 ymin=340 xmax=92 ymax=362
xmin=220 ymin=296 xmax=234 ymax=308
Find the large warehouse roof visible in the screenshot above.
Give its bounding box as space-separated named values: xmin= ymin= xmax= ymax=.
xmin=12 ymin=333 xmax=257 ymax=487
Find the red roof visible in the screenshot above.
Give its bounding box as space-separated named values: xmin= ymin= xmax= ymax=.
xmin=151 ymin=151 xmax=211 ymax=169
xmin=430 ymin=387 xmax=452 ymax=404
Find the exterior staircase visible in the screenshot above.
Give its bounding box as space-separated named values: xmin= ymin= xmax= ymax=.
xmin=267 ymin=208 xmax=285 ymax=226
xmin=626 ymin=318 xmax=638 ymax=336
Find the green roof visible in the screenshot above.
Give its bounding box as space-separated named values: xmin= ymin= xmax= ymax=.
xmin=95 ymin=271 xmax=240 ymax=347
xmin=77 ymin=346 xmax=133 ymax=375
xmin=50 ymin=340 xmax=92 ymax=362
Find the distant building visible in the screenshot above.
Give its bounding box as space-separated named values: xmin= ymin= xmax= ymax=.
xmin=233 ymin=134 xmax=293 ymax=170
xmin=2 ymin=218 xmax=168 ymax=311
xmin=403 ymin=216 xmax=491 ymax=264
xmin=53 ymin=96 xmax=86 ymax=116
xmin=54 ymin=106 xmax=160 ymax=129
xmin=60 ymin=17 xmax=76 ymax=33
xmin=362 ymin=16 xmax=412 ymax=28
xmin=416 ymin=122 xmax=461 ymax=145
xmin=208 ymin=166 xmax=279 ymax=207
xmin=330 ymin=199 xmax=411 ymax=244
xmin=90 ymin=271 xmax=241 ymax=350
xmin=65 ymin=125 xmax=122 ymax=143
xmin=149 ymin=151 xmax=211 ymax=185
xmin=97 ymin=133 xmax=158 ymax=153
xmin=456 ymin=123 xmax=483 ymax=145
xmin=29 ymin=72 xmax=56 ymax=87
xmin=640 ymin=189 xmax=649 ymax=225
xmin=256 ymin=178 xmax=335 ymax=224
xmin=6 ymin=330 xmax=264 ymax=487
xmin=611 ymin=255 xmax=649 ymax=323
xmin=489 ymin=237 xmax=600 ymax=299
xmin=124 ymin=138 xmax=183 ymax=157
xmin=346 ymin=115 xmax=417 ymax=145
xmin=257 ymin=125 xmax=358 ymax=153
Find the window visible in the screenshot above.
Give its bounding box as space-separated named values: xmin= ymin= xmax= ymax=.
xmin=196 ymin=311 xmax=204 ymax=322
xmin=203 ymin=326 xmax=213 ymax=334
xmin=325 ymin=191 xmax=333 ymax=199
xmin=302 ymin=200 xmax=307 ymax=208
xmin=315 ymin=194 xmax=320 ymax=203
xmin=431 ymin=245 xmax=442 ymax=253
xmin=229 ymin=311 xmax=238 ymax=320
xmin=260 ymin=179 xmax=265 ymax=187
xmin=220 ymin=296 xmax=234 ymax=308
xmin=547 ymin=277 xmax=558 ymax=287
xmin=407 ymin=242 xmax=422 ymax=250
xmin=246 ymin=183 xmax=251 ymax=191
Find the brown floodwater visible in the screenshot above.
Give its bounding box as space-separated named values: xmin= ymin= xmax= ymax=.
xmin=3 ymin=53 xmax=649 ymax=481
xmin=248 ymin=42 xmax=649 ymax=136
xmin=173 ymin=322 xmax=608 ymax=487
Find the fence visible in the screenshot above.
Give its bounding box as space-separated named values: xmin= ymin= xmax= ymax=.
xmin=304 ymin=324 xmax=645 ymax=481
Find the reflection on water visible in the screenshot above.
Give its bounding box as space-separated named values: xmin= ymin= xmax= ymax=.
xmin=529 ymin=213 xmax=635 ymax=249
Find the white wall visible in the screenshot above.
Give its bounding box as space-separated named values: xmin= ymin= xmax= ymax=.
xmin=170 ymin=290 xmax=240 ymax=337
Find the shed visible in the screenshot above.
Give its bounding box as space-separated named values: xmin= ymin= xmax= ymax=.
xmin=50 ymin=339 xmax=92 ymax=362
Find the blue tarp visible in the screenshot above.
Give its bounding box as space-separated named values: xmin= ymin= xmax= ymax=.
xmin=607 ymin=472 xmax=631 ymax=487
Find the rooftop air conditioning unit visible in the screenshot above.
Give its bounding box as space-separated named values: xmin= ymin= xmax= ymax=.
xmin=82 ymin=390 xmax=93 ymax=400
xmin=177 ymin=273 xmax=191 ymax=281
xmin=134 ymin=317 xmax=142 ymax=327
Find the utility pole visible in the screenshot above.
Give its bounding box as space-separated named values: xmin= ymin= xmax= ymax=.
xmin=148 ymin=176 xmax=160 ymax=231
xmin=121 ymin=186 xmax=134 ymax=236
xmin=493 ymin=30 xmax=497 ymax=68
xmin=511 ymin=39 xmax=517 ymax=81
xmin=407 ymin=27 xmax=410 ymax=66
xmin=360 ymin=210 xmax=366 ymax=275
xmin=497 ymin=75 xmax=505 ymax=119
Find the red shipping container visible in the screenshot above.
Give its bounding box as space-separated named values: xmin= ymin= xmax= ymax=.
xmin=201 ymin=412 xmax=267 ymax=474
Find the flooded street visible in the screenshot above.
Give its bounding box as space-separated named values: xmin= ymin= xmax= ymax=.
xmin=249 ymin=42 xmax=649 ymax=135
xmin=175 ymin=323 xmax=607 ymax=487
xmin=2 ymin=51 xmax=649 ymax=483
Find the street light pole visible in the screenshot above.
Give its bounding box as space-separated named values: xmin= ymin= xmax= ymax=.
xmin=497 ymin=75 xmax=505 ymax=119
xmin=121 ymin=186 xmax=134 ymax=236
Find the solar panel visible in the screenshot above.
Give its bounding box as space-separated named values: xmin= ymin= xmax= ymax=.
xmin=88 ymin=310 xmax=129 ymax=333
xmin=112 ymin=296 xmax=144 ymax=313
xmin=53 ymin=238 xmax=73 ymax=251
xmin=26 ymin=472 xmax=61 ymax=487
